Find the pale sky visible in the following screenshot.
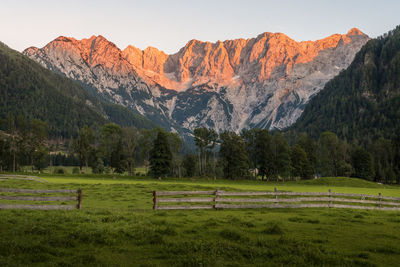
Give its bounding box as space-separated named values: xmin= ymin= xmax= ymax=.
xmin=1 ymin=0 xmax=399 ymax=54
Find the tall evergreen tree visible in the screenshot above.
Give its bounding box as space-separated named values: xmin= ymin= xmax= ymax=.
xmin=149 ymin=130 xmax=172 ymax=178
xmin=255 ymin=129 xmax=274 ymax=180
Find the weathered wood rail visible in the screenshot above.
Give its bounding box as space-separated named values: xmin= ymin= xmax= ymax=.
xmin=0 ymin=174 xmax=48 ymax=183
xmin=0 ymin=188 xmax=82 ymax=210
xmin=153 ymin=188 xmax=400 ymax=211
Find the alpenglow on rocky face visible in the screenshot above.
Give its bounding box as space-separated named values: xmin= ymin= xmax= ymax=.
xmin=23 ymin=28 xmax=369 ymax=134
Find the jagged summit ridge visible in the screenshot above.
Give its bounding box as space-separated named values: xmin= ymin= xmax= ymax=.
xmin=23 ymin=29 xmax=369 ymax=134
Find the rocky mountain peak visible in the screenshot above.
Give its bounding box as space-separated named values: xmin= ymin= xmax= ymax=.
xmin=23 ymin=29 xmax=370 ymax=135
xmin=347 ymin=27 xmax=366 ymax=36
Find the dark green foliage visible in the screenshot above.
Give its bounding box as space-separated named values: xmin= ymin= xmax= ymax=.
xmin=394 ymin=135 xmax=400 ymax=184
xmin=371 ymin=138 xmax=396 ymax=183
xmin=241 ymin=128 xmax=261 ymax=170
xmin=272 ymin=132 xmax=291 ymax=179
xmin=100 ymin=124 xmax=124 ymax=173
xmin=291 ymin=26 xmax=400 ymax=145
xmin=318 ymin=132 xmax=348 ymax=177
xmin=20 ymin=119 xmax=48 ymax=172
xmin=150 ymin=130 xmax=172 ymax=178
xmin=137 ymin=128 xmax=159 ymax=172
xmin=0 ymin=42 xmax=155 ymax=138
xmin=296 ymin=133 xmax=317 ymax=175
xmin=351 ymin=147 xmax=374 ymax=180
xmin=254 ymin=129 xmax=274 ymax=180
xmin=73 ymin=125 xmax=95 ymax=174
xmin=219 ymin=131 xmax=249 ymax=179
xmin=182 ymin=154 xmax=197 ymax=177
xmin=291 ymin=144 xmax=313 ymax=180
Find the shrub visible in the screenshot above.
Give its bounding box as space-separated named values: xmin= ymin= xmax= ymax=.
xmin=55 ymin=167 xmax=66 ymax=174
xmin=72 ymin=167 xmax=80 ymax=174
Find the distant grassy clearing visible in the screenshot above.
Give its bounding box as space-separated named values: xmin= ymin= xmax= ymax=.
xmin=0 ymin=176 xmax=399 ymax=266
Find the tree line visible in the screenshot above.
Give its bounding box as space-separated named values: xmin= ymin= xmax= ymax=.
xmin=0 ymin=116 xmax=180 ymax=176
xmin=1 ymin=116 xmax=399 ymax=184
xmin=150 ymin=127 xmax=400 ymax=184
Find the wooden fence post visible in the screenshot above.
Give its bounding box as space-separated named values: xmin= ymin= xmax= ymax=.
xmin=214 ymin=188 xmax=219 ymax=209
xmin=153 ymin=191 xmax=157 ymax=210
xmin=77 ymin=188 xmax=82 ymax=209
xmin=328 ymin=189 xmax=332 ymax=208
xmin=274 ymin=187 xmax=278 ymax=203
xmin=379 ymin=193 xmax=382 ymax=208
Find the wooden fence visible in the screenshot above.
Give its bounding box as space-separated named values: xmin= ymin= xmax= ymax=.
xmin=0 ymin=174 xmax=48 ymax=183
xmin=153 ymin=188 xmax=400 ymax=211
xmin=0 ymin=188 xmax=82 ymax=210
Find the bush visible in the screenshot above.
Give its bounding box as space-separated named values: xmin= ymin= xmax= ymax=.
xmin=55 ymin=167 xmax=66 ymax=174
xmin=72 ymin=167 xmax=80 ymax=174
xmin=92 ymin=158 xmax=104 ymax=174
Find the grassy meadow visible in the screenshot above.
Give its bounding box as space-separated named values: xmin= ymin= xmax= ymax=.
xmin=0 ymin=175 xmax=400 ymax=266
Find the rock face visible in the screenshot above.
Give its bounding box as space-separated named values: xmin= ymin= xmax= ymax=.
xmin=23 ymin=29 xmax=369 ymax=134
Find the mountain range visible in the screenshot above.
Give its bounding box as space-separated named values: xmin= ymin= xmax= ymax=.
xmin=23 ymin=29 xmax=369 ymax=135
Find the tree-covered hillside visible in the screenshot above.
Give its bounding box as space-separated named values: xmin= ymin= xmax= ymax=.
xmin=291 ymin=26 xmax=400 ymax=145
xmin=0 ymin=42 xmax=155 ymax=137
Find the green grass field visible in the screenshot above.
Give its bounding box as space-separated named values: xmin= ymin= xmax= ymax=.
xmin=0 ymin=175 xmax=399 ymax=266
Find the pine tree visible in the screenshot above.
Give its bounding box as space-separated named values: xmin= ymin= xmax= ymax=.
xmin=149 ymin=130 xmax=172 ymax=178
xmin=255 ymin=129 xmax=274 ymax=180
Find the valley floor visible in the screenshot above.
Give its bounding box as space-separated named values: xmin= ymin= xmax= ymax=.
xmin=0 ymin=175 xmax=399 ymax=266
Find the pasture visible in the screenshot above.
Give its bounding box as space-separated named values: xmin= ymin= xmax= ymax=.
xmin=0 ymin=175 xmax=399 ymax=266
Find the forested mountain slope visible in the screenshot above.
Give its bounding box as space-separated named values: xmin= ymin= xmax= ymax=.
xmin=0 ymin=42 xmax=156 ymax=137
xmin=291 ymin=26 xmax=400 ymax=144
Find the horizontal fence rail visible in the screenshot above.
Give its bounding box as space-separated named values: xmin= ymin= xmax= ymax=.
xmin=0 ymin=188 xmax=82 ymax=210
xmin=153 ymin=188 xmax=400 ymax=211
xmin=0 ymin=174 xmax=49 ymax=183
